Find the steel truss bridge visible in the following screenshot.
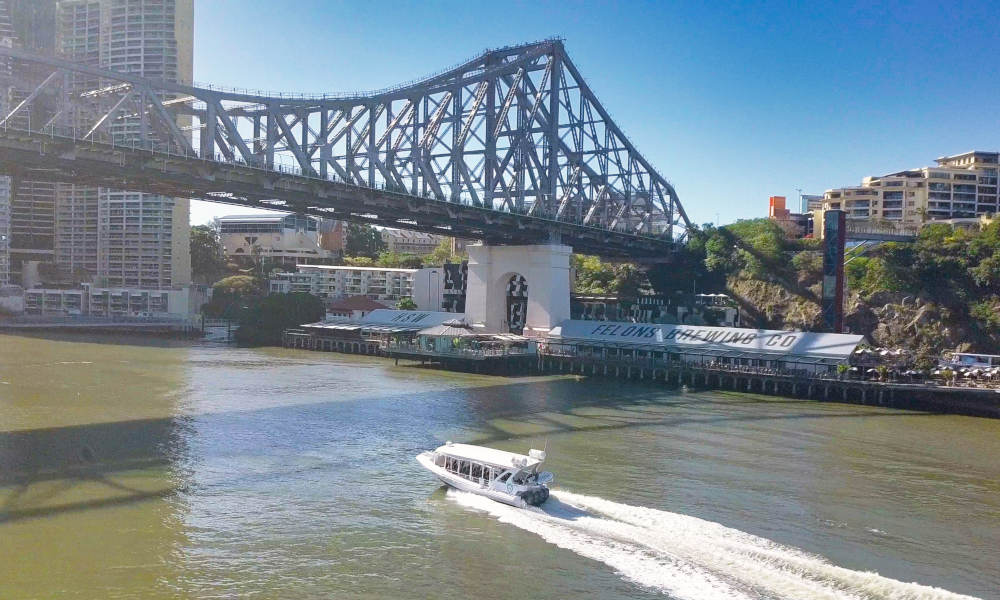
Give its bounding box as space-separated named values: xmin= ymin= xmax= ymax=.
xmin=0 ymin=40 xmax=690 ymax=257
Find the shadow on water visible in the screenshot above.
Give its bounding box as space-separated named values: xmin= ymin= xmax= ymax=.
xmin=0 ymin=415 xmax=194 ymax=523
xmin=0 ymin=330 xmax=199 ymax=348
xmin=0 ymin=377 xmax=934 ymax=524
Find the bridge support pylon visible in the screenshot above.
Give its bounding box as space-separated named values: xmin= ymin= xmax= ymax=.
xmin=464 ymin=243 xmax=572 ymax=336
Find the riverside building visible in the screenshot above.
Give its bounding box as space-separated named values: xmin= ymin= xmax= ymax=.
xmin=268 ymin=264 xmax=447 ymax=311
xmin=22 ymin=283 xmax=200 ymax=318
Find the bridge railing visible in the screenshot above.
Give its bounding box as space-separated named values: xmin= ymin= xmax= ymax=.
xmin=844 ymin=221 xmax=921 ymax=239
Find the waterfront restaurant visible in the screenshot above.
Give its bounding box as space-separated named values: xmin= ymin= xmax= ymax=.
xmin=291 ymin=309 xmax=460 ymax=354
xmin=545 ymin=321 xmax=865 ymax=375
xmin=384 ymin=319 xmax=537 ymax=372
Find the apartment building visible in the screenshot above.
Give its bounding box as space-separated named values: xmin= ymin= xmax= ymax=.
xmin=0 ymin=1 xmax=18 ymax=286
xmin=216 ymin=213 xmax=342 ymax=268
xmin=822 ymin=151 xmax=1000 ymax=226
xmin=22 ymin=283 xmax=199 ymax=317
xmin=0 ymin=176 xmax=8 ymax=287
xmin=0 ymin=0 xmax=193 ymax=289
xmin=380 ymin=228 xmax=444 ymax=256
xmin=3 ymin=1 xmax=61 ymax=284
xmin=269 ymin=264 xmax=446 ymax=311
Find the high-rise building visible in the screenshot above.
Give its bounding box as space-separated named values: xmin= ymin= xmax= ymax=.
xmin=0 ymin=0 xmax=193 ymax=289
xmin=0 ymin=0 xmax=19 ymax=286
xmin=57 ymin=0 xmax=193 ymax=288
xmin=2 ymin=1 xmax=59 ymax=284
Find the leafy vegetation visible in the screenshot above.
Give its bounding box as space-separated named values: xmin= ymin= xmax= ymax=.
xmin=234 ymin=293 xmax=325 ymax=346
xmin=345 ymin=223 xmax=388 ymax=258
xmin=572 ymin=255 xmax=644 ymax=297
xmin=190 ymin=225 xmax=228 ymax=284
xmin=396 ymin=297 xmax=418 ymax=310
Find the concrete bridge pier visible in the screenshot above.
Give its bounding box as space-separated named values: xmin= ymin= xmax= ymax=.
xmin=464 ymin=243 xmax=572 ymax=335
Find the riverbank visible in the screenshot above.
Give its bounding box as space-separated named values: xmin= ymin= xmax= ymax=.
xmin=282 ymin=331 xmax=1000 ymax=419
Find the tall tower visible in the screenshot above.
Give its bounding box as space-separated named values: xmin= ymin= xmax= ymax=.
xmin=0 ymin=1 xmax=11 ymax=286
xmin=1 ymin=0 xmax=59 ymax=286
xmin=99 ymin=0 xmax=192 ymax=288
xmin=54 ymin=0 xmax=193 ymax=288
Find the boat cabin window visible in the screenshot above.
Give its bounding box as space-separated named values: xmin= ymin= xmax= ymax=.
xmin=441 ymin=455 xmax=511 ymax=483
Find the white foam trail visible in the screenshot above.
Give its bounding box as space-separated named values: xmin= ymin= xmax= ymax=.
xmin=447 ymin=489 xmax=979 ymax=600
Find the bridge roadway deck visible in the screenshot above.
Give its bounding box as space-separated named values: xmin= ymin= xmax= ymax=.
xmin=0 ymin=129 xmax=674 ymax=258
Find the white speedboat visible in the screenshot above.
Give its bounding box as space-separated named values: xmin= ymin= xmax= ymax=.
xmin=416 ymin=442 xmax=553 ymax=507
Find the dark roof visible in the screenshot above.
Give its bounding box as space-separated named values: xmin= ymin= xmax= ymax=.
xmin=328 ymin=296 xmax=389 ymax=312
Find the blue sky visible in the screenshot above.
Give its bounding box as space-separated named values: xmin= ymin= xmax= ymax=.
xmin=190 ymin=0 xmax=1000 ymax=227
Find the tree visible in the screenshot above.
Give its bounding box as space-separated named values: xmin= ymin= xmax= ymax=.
xmin=203 ymin=275 xmax=263 ymax=317
xmin=425 ymin=238 xmax=465 ymax=266
xmin=396 ymin=297 xmax=418 ymax=310
xmin=571 ymin=254 xmax=646 ymax=298
xmin=234 ymin=292 xmax=325 ymax=346
xmin=343 ymin=256 xmax=376 ymax=267
xmin=377 ymin=251 xmax=423 ymax=268
xmin=212 ymin=275 xmax=261 ymax=295
xmin=190 ymin=225 xmax=227 ymax=284
xmin=345 ymin=223 xmax=387 ymax=258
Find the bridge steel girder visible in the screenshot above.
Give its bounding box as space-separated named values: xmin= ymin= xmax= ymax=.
xmin=0 ymin=40 xmax=692 ymax=257
xmin=0 ymin=133 xmax=667 ymax=257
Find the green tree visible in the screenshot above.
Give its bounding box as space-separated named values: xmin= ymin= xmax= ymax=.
xmin=343 ymin=256 xmax=376 ymax=267
xmin=190 ymin=225 xmax=228 ymax=284
xmin=424 ymin=238 xmax=464 ymax=266
xmin=202 ymin=275 xmax=263 ymax=317
xmin=396 ymin=297 xmax=418 ymax=310
xmin=234 ymin=292 xmax=325 ymax=346
xmin=377 ymin=251 xmax=423 ymax=268
xmin=572 ymin=254 xmax=616 ymax=294
xmin=571 ymin=254 xmax=647 ymax=298
xmin=212 ymin=275 xmax=261 ymax=295
xmin=345 ymin=223 xmax=387 ymax=258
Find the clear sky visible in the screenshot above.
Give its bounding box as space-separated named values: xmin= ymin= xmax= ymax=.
xmin=190 ymin=0 xmax=1000 ymax=227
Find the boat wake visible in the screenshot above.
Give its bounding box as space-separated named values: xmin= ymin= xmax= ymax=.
xmin=447 ymin=489 xmax=977 ymax=600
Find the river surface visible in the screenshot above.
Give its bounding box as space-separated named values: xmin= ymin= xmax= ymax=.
xmin=1 ymin=333 xmax=998 ymax=599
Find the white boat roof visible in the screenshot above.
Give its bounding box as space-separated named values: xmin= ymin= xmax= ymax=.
xmin=434 ymin=443 xmax=542 ymax=469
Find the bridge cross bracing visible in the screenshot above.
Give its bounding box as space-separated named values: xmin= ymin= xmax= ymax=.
xmin=0 ymin=40 xmax=691 ymax=257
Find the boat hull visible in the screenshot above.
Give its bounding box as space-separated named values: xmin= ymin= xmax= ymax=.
xmin=416 ymin=452 xmax=548 ymax=508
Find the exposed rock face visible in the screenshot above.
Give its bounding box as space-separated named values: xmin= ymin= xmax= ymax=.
xmin=727 ymin=278 xmax=821 ymax=331
xmin=728 ymin=281 xmax=984 ymax=365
